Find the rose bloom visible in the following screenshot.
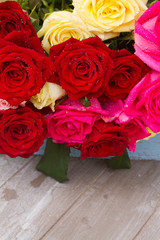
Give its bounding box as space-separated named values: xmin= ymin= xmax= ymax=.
xmin=101 ymin=99 xmax=124 ymax=122
xmin=0 ymin=107 xmax=48 ymax=158
xmin=99 ymin=49 xmax=149 ymax=102
xmin=30 ymin=82 xmax=66 ymax=112
xmin=119 ymin=118 xmax=150 ymax=151
xmin=80 ymin=119 xmax=129 ymax=159
xmin=0 ymin=99 xmax=26 ymax=111
xmin=47 ymin=98 xmax=109 ymax=144
xmin=124 ymin=71 xmax=160 ymax=133
xmin=38 ymin=11 xmax=94 ymax=53
xmin=49 ymin=36 xmax=113 ymax=100
xmin=0 ymin=1 xmax=36 ymax=38
xmin=0 ymin=31 xmax=55 ymax=106
xmin=73 ymin=0 xmax=147 ymax=39
xmin=135 ymin=2 xmax=160 ymax=72
xmin=0 ymin=99 xmax=16 ymax=111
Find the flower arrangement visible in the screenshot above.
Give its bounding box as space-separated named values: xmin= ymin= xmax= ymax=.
xmin=0 ymin=0 xmax=159 ymax=182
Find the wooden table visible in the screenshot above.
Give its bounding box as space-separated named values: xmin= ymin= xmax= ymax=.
xmin=0 ymin=155 xmax=160 ymax=240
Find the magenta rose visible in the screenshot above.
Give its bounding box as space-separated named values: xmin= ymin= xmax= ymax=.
xmin=124 ymin=71 xmax=160 ymax=132
xmin=101 ymin=99 xmax=124 ymax=122
xmin=135 ymin=2 xmax=160 ymax=71
xmin=47 ymin=98 xmax=109 ymax=144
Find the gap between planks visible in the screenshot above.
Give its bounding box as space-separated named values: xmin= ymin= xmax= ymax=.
xmin=0 ymin=156 xmax=108 ymax=240
xmin=1 ymin=157 xmax=160 ymax=240
xmin=41 ymin=160 xmax=160 ymax=240
xmin=0 ymin=155 xmax=40 ymax=189
xmin=132 ymin=203 xmax=160 ymax=240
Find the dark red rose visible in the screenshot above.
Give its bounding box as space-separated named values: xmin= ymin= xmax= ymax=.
xmin=0 ymin=107 xmax=48 ymax=158
xmin=26 ymin=101 xmax=52 ymax=116
xmin=81 ymin=120 xmax=129 ymax=159
xmin=0 ymin=1 xmax=37 ymax=38
xmin=120 ymin=118 xmax=150 ymax=151
xmin=100 ymin=49 xmax=150 ymax=102
xmin=0 ymin=32 xmax=55 ymax=106
xmin=4 ymin=30 xmax=44 ymax=54
xmin=49 ymin=36 xmax=113 ymax=100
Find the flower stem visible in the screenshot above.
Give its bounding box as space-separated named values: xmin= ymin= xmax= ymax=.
xmin=61 ymin=0 xmax=65 ymax=10
xmin=50 ymin=0 xmax=55 ymax=12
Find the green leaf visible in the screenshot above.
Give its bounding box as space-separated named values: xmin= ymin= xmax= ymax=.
xmin=36 ymin=138 xmax=70 ymax=182
xmin=147 ymin=0 xmax=158 ymax=7
xmin=80 ymin=97 xmax=91 ymax=107
xmin=29 ymin=0 xmax=41 ymax=9
xmin=43 ymin=12 xmax=51 ymax=19
xmin=61 ymin=0 xmax=65 ymax=10
xmin=18 ymin=0 xmax=73 ymax=14
xmin=55 ymin=95 xmax=68 ymax=108
xmin=107 ymin=149 xmax=131 ymax=169
xmin=29 ymin=2 xmax=39 ymax=18
xmin=41 ymin=0 xmax=49 ymax=8
xmin=84 ymin=97 xmax=91 ymax=107
xmin=30 ymin=15 xmax=41 ymax=32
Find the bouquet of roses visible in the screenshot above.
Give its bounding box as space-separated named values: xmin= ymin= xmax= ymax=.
xmin=0 ymin=0 xmax=159 ymax=182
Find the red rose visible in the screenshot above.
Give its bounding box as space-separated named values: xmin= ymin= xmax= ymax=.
xmin=0 ymin=32 xmax=55 ymax=106
xmin=5 ymin=30 xmax=44 ymax=54
xmin=49 ymin=36 xmax=113 ymax=100
xmin=0 ymin=107 xmax=48 ymax=158
xmin=120 ymin=118 xmax=150 ymax=151
xmin=0 ymin=1 xmax=36 ymax=38
xmin=100 ymin=49 xmax=149 ymax=102
xmin=81 ymin=120 xmax=129 ymax=159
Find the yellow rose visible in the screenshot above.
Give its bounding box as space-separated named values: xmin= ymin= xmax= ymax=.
xmin=73 ymin=0 xmax=148 ymax=37
xmin=30 ymin=82 xmax=66 ymax=111
xmin=37 ymin=11 xmax=94 ymax=53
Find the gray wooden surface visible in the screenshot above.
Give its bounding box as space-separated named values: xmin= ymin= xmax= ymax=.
xmin=0 ymin=155 xmax=160 ymax=240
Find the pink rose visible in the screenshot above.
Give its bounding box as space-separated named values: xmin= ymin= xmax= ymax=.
xmin=102 ymin=99 xmax=124 ymax=122
xmin=124 ymin=71 xmax=160 ymax=132
xmin=134 ymin=2 xmax=160 ymax=71
xmin=47 ymin=98 xmax=109 ymax=144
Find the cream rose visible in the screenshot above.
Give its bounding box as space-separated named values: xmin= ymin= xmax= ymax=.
xmin=37 ymin=11 xmax=94 ymax=53
xmin=73 ymin=0 xmax=148 ymax=37
xmin=30 ymin=82 xmax=66 ymax=111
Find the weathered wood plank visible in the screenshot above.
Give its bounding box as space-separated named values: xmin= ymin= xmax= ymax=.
xmin=0 ymin=155 xmax=35 ymax=188
xmin=134 ymin=206 xmax=160 ymax=240
xmin=0 ymin=156 xmax=109 ymax=240
xmin=42 ymin=161 xmax=160 ymax=240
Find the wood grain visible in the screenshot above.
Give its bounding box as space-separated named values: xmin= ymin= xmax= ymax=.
xmin=134 ymin=205 xmax=160 ymax=240
xmin=0 ymin=157 xmax=108 ymax=240
xmin=42 ymin=161 xmax=160 ymax=240
xmin=0 ymin=155 xmax=35 ymax=188
xmin=0 ymin=156 xmax=160 ymax=240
